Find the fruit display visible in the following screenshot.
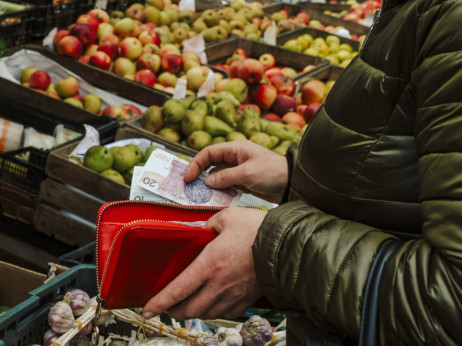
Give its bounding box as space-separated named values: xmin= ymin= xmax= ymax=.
xmin=18 ymin=66 xmax=142 ymax=119
xmin=322 ymin=0 xmax=382 ymax=24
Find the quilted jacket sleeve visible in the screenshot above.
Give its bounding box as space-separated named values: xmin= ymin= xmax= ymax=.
xmin=253 ymin=1 xmax=462 ymax=345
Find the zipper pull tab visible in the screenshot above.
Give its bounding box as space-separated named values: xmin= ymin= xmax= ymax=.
xmin=91 ymin=295 xmax=103 ymax=345
xmin=361 ymin=9 xmax=382 ymax=50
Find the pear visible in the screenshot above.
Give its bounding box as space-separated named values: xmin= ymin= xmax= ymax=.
xmin=83 ymin=145 xmax=113 ymax=172
xmin=124 ymin=144 xmax=143 ymax=165
xmin=179 ymin=9 xmax=195 ymax=23
xmin=212 ymin=136 xmax=226 ymax=144
xmin=122 ymin=166 xmax=135 ymax=184
xmin=101 ymin=169 xmax=125 ymax=184
xmin=264 ymin=122 xmax=298 ymax=141
xmin=272 ymin=140 xmax=293 ymax=155
xmin=112 ymin=146 xmax=140 ymax=173
xmin=226 ymin=131 xmax=247 ymax=141
xmin=143 ymin=145 xmax=161 ymax=162
xmin=189 ymin=99 xmax=208 ymax=116
xmin=214 ymin=100 xmax=237 ymax=128
xmin=146 ymin=0 xmax=164 ymax=10
xmin=192 ymin=18 xmax=207 ymax=33
xmin=163 ymin=121 xmax=182 ymax=134
xmin=181 ymin=109 xmax=206 ymax=136
xmin=141 ymin=105 xmax=163 ymax=133
xmin=187 ymin=130 xmax=212 ymax=150
xmin=204 ymin=116 xmax=234 ymax=137
xmin=201 ymin=9 xmax=218 ymax=27
xmin=162 ymin=99 xmax=187 ymax=123
xmin=203 ymin=27 xmax=218 ymax=42
xmin=249 ymin=132 xmax=273 ymax=149
xmin=237 ymin=107 xmax=260 ymax=138
xmin=214 ymin=25 xmax=228 ymax=40
xmin=157 ymin=128 xmax=181 ymax=142
xmin=145 ymin=6 xmax=161 ymax=24
xmin=179 ymin=95 xmax=196 ymax=109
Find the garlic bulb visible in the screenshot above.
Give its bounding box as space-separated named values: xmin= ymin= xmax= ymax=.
xmin=239 ymin=315 xmax=272 ymax=346
xmin=64 ymin=289 xmax=91 ymax=316
xmin=77 ymin=321 xmax=93 ymax=336
xmin=195 ymin=335 xmax=219 ymax=346
xmin=48 ymin=301 xmax=75 ymax=334
xmin=217 ymin=327 xmax=243 ymax=346
xmin=69 ymin=335 xmax=90 ymax=346
xmin=43 ymin=329 xmax=59 ymax=346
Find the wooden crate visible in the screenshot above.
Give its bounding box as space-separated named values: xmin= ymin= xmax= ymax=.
xmin=295 ymin=64 xmax=346 ymax=95
xmin=0 ymin=182 xmax=38 ymax=225
xmin=205 ymin=37 xmax=329 ymax=79
xmin=35 ymin=124 xmax=195 ymax=246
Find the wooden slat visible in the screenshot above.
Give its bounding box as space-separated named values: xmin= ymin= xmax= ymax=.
xmin=34 ymin=203 xmax=96 ymax=247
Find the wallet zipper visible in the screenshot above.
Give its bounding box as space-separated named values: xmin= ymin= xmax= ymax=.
xmin=95 ymin=200 xmax=225 ymax=305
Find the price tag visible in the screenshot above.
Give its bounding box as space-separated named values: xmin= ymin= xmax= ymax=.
xmin=173 ymin=78 xmax=187 ymax=99
xmin=42 ymin=27 xmax=57 ymax=49
xmin=263 ymin=21 xmax=277 ymax=46
xmin=95 ymin=0 xmax=108 ymax=9
xmin=183 ymin=33 xmax=207 ymax=64
xmin=69 ymin=124 xmax=100 ymax=160
xmin=179 ymin=0 xmax=195 ymax=11
xmin=334 ymin=28 xmax=352 ymax=39
xmin=197 ymin=69 xmax=215 ymax=98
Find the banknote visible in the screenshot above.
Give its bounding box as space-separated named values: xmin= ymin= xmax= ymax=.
xmin=138 ymin=149 xmax=241 ymax=206
xmin=129 ymin=166 xmax=171 ymax=203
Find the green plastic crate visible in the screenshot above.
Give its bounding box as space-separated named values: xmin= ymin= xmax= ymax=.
xmin=0 ymin=264 xmax=96 ymax=346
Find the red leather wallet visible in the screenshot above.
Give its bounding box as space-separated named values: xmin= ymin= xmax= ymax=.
xmin=96 ymin=200 xmax=224 ymax=309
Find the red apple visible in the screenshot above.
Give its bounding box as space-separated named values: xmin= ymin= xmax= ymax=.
xmin=269 ymin=73 xmax=296 ymax=96
xmin=125 ymin=3 xmax=145 ymax=21
xmin=57 ymin=35 xmax=83 ymax=58
xmin=228 ymin=60 xmax=244 ymax=79
xmin=303 ymin=102 xmax=322 ymax=122
xmin=271 ymin=94 xmax=297 ymax=116
xmin=134 ymin=69 xmax=157 ymax=87
xmin=301 ymin=79 xmax=327 ymax=105
xmin=259 ymin=53 xmax=276 ymax=68
xmin=99 ymin=33 xmax=119 ymax=45
xmin=89 ymin=51 xmax=112 ymax=70
xmin=97 ymin=41 xmax=119 ymax=60
xmin=157 ymin=43 xmax=181 ymax=59
xmin=76 ymin=13 xmax=99 ymax=32
xmin=261 ymin=113 xmax=282 ymax=122
xmin=78 ymin=55 xmax=91 ymax=64
xmin=100 ymin=105 xmax=127 ymax=119
xmin=296 ymin=104 xmax=308 ymax=116
xmin=88 ymin=8 xmax=110 ymax=23
xmin=264 ymin=67 xmax=283 ymax=79
xmin=70 ymin=23 xmax=95 ymax=48
xmin=238 ymin=104 xmax=261 ymax=116
xmin=282 ymin=111 xmax=306 ymax=128
xmin=29 ymin=70 xmax=51 ymax=90
xmin=138 ymin=30 xmax=161 ymax=46
xmin=119 ymin=37 xmax=143 ymax=60
xmin=70 ymin=93 xmax=84 ymax=104
xmin=294 ymin=12 xmax=310 ymax=25
xmin=161 ymin=54 xmax=183 ymax=75
xmin=157 ymin=71 xmax=177 ymax=87
xmin=238 ymin=59 xmax=264 ymax=85
xmin=136 ymin=52 xmax=161 ymax=73
xmin=255 ymin=82 xmax=277 ymax=110
xmin=53 ymin=29 xmax=69 ymax=45
xmin=121 ymin=104 xmax=142 ymax=118
xmin=56 ymin=76 xmax=79 ymax=99
xmin=232 ymin=48 xmax=248 ymax=59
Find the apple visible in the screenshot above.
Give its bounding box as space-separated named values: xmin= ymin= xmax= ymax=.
xmin=215 ymin=78 xmax=229 ymax=92
xmin=303 ymin=102 xmax=322 ymax=122
xmin=138 ymin=30 xmax=161 ymax=46
xmin=125 ymin=3 xmax=145 ymax=21
xmin=132 ymin=19 xmax=143 ymax=37
xmin=261 ymin=113 xmax=282 ymax=122
xmin=53 ymin=29 xmax=69 ymax=45
xmin=46 ymin=90 xmax=61 ymax=99
xmin=161 ymin=54 xmax=183 ymax=75
xmin=186 ymin=66 xmax=207 ymax=91
xmin=301 ymin=79 xmax=327 ymax=105
xmin=89 ymin=51 xmax=112 ymax=70
xmin=99 ymin=33 xmax=119 ymax=45
xmin=224 ymin=78 xmax=248 ymax=103
xmin=70 ymin=23 xmax=95 ymax=48
xmin=157 ymin=43 xmax=181 ymax=58
xmin=84 ymin=44 xmax=98 ymax=56
xmin=142 ymin=43 xmax=159 ymax=54
xmin=134 ymin=69 xmax=157 ymax=87
xmin=83 ymin=93 xmax=101 ymax=113
xmin=141 ymin=22 xmax=157 ymax=31
xmin=233 ymin=48 xmax=248 ymax=59
xmin=114 ymin=17 xmax=134 ymax=37
xmin=101 ymin=105 xmax=127 ymax=119
xmin=264 ymin=67 xmax=283 ymax=79
xmin=113 ymin=57 xmax=137 ymax=76
xmin=271 ymin=94 xmax=297 ymax=116
xmin=296 ymin=104 xmax=308 ymax=116
xmin=89 ymin=8 xmax=110 ymax=23
xmin=70 ymin=93 xmax=84 ymax=104
xmin=57 ymin=35 xmax=83 ymax=58
xmin=238 ymin=103 xmax=261 ymax=116
xmin=119 ymin=37 xmax=143 ymax=60
xmin=269 ymin=73 xmax=296 ymax=96
xmin=136 ymin=52 xmax=161 ymax=73
xmin=258 ymin=53 xmax=276 ymax=68
xmin=255 ymin=82 xmax=277 ymax=109
xmin=97 ymin=41 xmax=119 ymax=60
xmin=76 ymin=13 xmax=99 ymax=32
xmin=157 ymin=71 xmax=177 ymax=87
xmin=282 ymin=111 xmax=306 ymax=128
xmin=294 ymin=12 xmax=310 ymax=25
xmin=121 ymin=104 xmax=142 ymax=118
xmin=79 ymin=55 xmax=91 ymax=64
xmin=96 ymin=22 xmax=114 ymax=40
xmin=20 ymin=66 xmax=38 ymax=84
xmin=228 ymin=59 xmax=244 ymax=79
xmin=280 ymin=67 xmax=298 ymax=79
xmin=29 ymin=70 xmax=51 ymax=90
xmin=56 ymin=76 xmax=79 ymax=98
xmin=64 ymin=97 xmax=84 ymax=108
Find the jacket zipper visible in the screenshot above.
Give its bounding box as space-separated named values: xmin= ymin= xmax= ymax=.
xmin=95 ymin=200 xmax=225 ymax=305
xmin=361 ymin=8 xmax=382 ymax=51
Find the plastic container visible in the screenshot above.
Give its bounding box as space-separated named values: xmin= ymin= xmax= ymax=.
xmin=28 ymin=0 xmax=78 ymax=39
xmin=0 ymin=1 xmax=33 ymax=49
xmin=59 ymin=241 xmax=96 ymax=267
xmin=0 ymin=264 xmax=96 ymax=346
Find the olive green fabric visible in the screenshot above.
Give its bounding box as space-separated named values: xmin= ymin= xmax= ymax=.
xmin=253 ymin=0 xmax=462 ymax=344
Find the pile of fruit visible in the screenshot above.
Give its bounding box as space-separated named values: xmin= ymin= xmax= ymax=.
xmin=18 ymin=66 xmax=142 ymax=118
xmin=323 ymin=0 xmax=382 ymax=24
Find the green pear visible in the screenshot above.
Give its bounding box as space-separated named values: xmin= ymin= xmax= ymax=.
xmin=101 ymin=169 xmax=125 ymax=184
xmin=144 ymin=145 xmax=161 ymax=162
xmin=214 ymin=100 xmax=237 ymax=128
xmin=204 ymin=116 xmax=234 ymax=137
xmin=237 ymin=107 xmax=260 ymax=138
xmin=187 ymin=130 xmax=212 ymax=150
xmin=226 ymin=131 xmax=247 ymax=141
xmin=272 ymin=140 xmax=293 ymax=155
xmin=189 ymin=99 xmax=208 ymax=116
xmin=157 ymin=128 xmax=181 ymax=142
xmin=212 ymin=136 xmax=226 ymax=144
xmin=124 ymin=144 xmax=143 ymax=164
xmin=112 ymin=146 xmax=139 ymax=173
xmin=264 ymin=122 xmax=298 ymax=141
xmin=162 ymin=99 xmax=187 ymax=123
xmin=181 ymin=109 xmax=206 ymax=136
xmin=122 ymin=166 xmax=135 ymax=184
xmin=179 ymin=95 xmax=196 ymax=109
xmin=141 ymin=105 xmax=164 ymax=133
xmin=83 ymin=145 xmax=113 ymax=172
xmin=249 ymin=132 xmax=273 ymax=149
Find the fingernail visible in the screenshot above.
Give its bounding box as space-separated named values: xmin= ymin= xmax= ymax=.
xmin=143 ymin=311 xmax=154 ymax=319
xmin=205 ymin=175 xmax=215 ymax=186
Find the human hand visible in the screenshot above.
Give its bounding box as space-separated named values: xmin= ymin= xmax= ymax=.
xmin=142 ymin=207 xmax=267 ymax=320
xmin=184 ymin=140 xmax=289 ymax=204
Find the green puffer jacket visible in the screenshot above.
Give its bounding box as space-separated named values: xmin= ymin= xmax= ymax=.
xmin=253 ymin=0 xmax=462 ymax=344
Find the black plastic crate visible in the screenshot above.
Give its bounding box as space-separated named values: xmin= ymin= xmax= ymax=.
xmin=59 ymin=241 xmax=95 ymax=267
xmin=28 ymin=0 xmax=78 ymax=39
xmin=0 ymin=1 xmax=33 ymax=49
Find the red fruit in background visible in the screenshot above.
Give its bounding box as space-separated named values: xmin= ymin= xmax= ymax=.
xmin=238 ymin=104 xmax=261 ymax=116
xmin=269 ymin=73 xmax=296 ymax=96
xmin=134 ymin=69 xmax=157 ymax=87
xmin=78 ymin=55 xmax=91 ymax=64
xmin=271 ymin=94 xmax=297 ymax=116
xmin=233 ymin=48 xmax=248 ymax=59
xmin=76 ymin=13 xmax=99 ymax=32
xmin=57 ymin=35 xmax=83 ymax=58
xmin=228 ymin=59 xmax=244 ymax=79
xmin=238 ymin=58 xmax=264 ymax=85
xmin=282 ymin=111 xmax=306 ymax=128
xmin=264 ymin=67 xmax=283 ymax=79
xmin=121 ymin=104 xmax=142 ymax=118
xmin=70 ymin=93 xmax=84 ymax=104
xmin=255 ymin=82 xmax=278 ymax=110
xmin=303 ymin=102 xmax=322 ymax=122
xmin=88 ymin=8 xmax=110 ymax=23
xmin=161 ymin=54 xmax=183 ymax=75
xmin=97 ymin=41 xmax=119 ymax=60
xmin=99 ymin=33 xmax=119 ymax=45
xmin=53 ymin=29 xmax=69 ymax=45
xmin=70 ymin=23 xmax=95 ymax=48
xmin=294 ymin=12 xmax=310 ymax=25
xmin=258 ymin=53 xmax=276 ymax=68
xmin=100 ymin=105 xmax=127 ymax=119
xmin=138 ymin=30 xmax=161 ymax=46
xmin=301 ymin=79 xmax=327 ymax=105
xmin=261 ymin=113 xmax=282 ymax=122
xmin=89 ymin=51 xmax=112 ymax=70
xmin=296 ymin=104 xmax=308 ymax=116
xmin=29 ymin=70 xmax=51 ymax=90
